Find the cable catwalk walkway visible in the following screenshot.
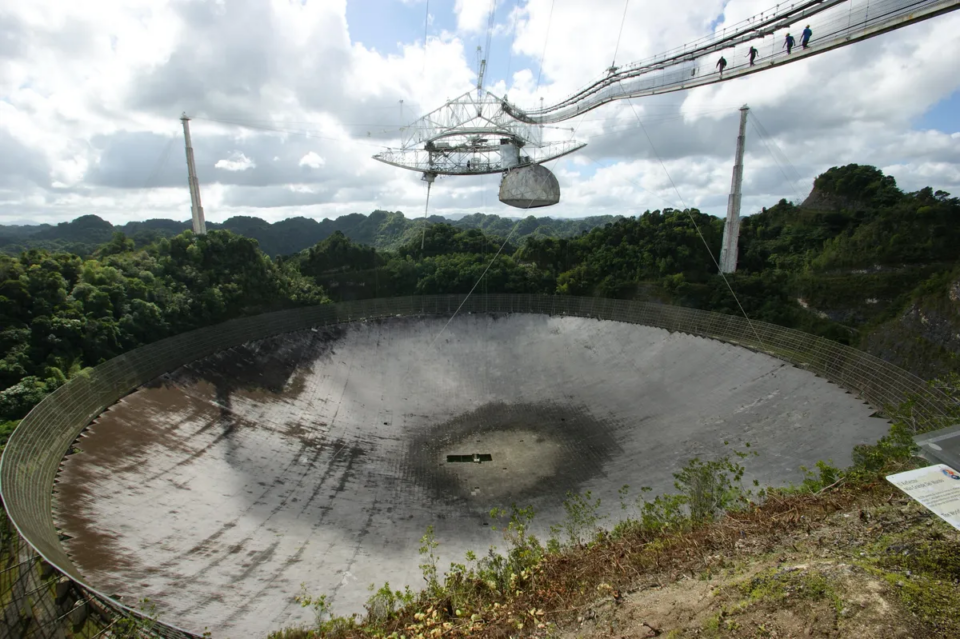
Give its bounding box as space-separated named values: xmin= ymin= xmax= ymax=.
xmin=504 ymin=0 xmax=960 ymax=124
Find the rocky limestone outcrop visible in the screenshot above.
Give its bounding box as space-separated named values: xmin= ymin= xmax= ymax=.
xmin=800 ymin=188 xmax=864 ymax=211
xmin=799 ymin=164 xmax=900 ymax=211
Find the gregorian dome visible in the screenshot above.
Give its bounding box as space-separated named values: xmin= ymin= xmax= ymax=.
xmin=498 ymin=163 xmax=561 ymax=209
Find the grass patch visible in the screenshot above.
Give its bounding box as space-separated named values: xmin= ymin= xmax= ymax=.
xmin=270 ymin=375 xmax=960 ymax=638
xmin=737 ymin=566 xmax=843 ymax=612
xmin=853 ymin=523 xmax=960 ymax=636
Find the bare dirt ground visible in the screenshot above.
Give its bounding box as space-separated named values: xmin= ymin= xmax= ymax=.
xmin=554 ymin=488 xmax=958 ymax=639
xmin=269 ymin=468 xmax=960 ymax=639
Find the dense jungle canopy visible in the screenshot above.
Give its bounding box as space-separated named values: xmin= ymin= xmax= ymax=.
xmin=2 ymin=164 xmax=958 ymax=435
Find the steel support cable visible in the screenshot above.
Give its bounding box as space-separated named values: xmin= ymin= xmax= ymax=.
xmin=524 ymin=12 xmax=829 ymax=120
xmin=427 ymin=221 xmax=520 ymax=349
xmin=574 ymin=107 xmax=746 ymax=133
xmin=590 ymin=0 xmax=938 ymax=115
xmin=192 ymin=117 xmax=394 ymax=149
xmin=617 ymin=86 xmax=768 ymax=351
xmin=89 ymin=618 xmax=120 ymax=639
xmin=532 ymin=0 xmax=877 ymax=116
xmin=749 ymin=112 xmax=807 ymax=202
xmin=427 ymin=111 xmax=589 ymax=347
xmin=483 ymin=0 xmax=498 ymax=77
xmin=507 ymin=0 xmax=850 ymax=119
xmin=611 ymin=0 xmax=631 ymax=69
xmin=749 ymin=122 xmax=805 ymax=205
xmin=199 ymin=115 xmax=407 ymax=137
xmin=0 ymin=555 xmax=37 ymax=576
xmin=225 ymin=119 xmax=408 ymax=129
xmin=193 ymin=114 xmax=411 ymax=125
xmin=415 ymin=0 xmax=440 ymax=250
xmin=617 ymin=0 xmax=847 ymax=69
xmin=570 ymin=103 xmax=749 ymax=124
xmin=534 ymin=0 xmax=556 ymax=93
xmin=129 ymin=130 xmax=178 ymax=215
xmin=145 ymin=135 xmax=177 ymax=189
xmin=504 ymin=0 xmax=516 ymax=84
xmin=746 ymin=116 xmax=807 ymax=204
xmin=421 ymin=0 xmax=430 ymax=75
xmin=420 ymin=178 xmax=432 ymax=250
xmin=757 ymin=116 xmax=806 ymax=195
xmin=505 ymin=0 xmax=952 ymax=123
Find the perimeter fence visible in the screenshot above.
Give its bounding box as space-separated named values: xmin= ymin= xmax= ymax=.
xmin=0 ymin=294 xmax=955 ymax=637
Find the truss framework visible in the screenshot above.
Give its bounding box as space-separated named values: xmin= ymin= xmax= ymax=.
xmin=374 ymin=140 xmax=586 ymax=176
xmin=398 ymin=90 xmax=540 ymax=150
xmin=373 ymin=89 xmax=584 ymax=176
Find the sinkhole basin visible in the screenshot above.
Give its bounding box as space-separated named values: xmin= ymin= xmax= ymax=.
xmin=52 ymin=311 xmax=887 ymax=637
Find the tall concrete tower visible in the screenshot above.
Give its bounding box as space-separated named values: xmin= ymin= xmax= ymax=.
xmin=719 ymin=105 xmax=749 ymax=274
xmin=180 ymin=113 xmax=207 ymax=235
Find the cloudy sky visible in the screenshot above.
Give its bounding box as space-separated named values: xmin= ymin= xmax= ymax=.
xmin=2 ymin=0 xmax=959 ymax=227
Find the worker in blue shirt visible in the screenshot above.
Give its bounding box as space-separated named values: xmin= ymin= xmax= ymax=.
xmin=801 ymin=25 xmax=813 ymax=49
xmin=784 ymin=32 xmax=795 ymax=54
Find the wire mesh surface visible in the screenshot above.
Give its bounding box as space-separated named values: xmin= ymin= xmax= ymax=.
xmin=0 ymin=295 xmax=954 ymax=636
xmin=0 ymin=505 xmax=181 ymax=639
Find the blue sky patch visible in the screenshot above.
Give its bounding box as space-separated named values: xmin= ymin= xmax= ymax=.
xmin=344 ymin=0 xmax=542 ymax=94
xmin=345 ymin=0 xmax=452 ymax=52
xmin=916 ymin=88 xmax=960 ymax=133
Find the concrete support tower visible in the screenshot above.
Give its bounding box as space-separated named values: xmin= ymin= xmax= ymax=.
xmin=719 ymin=105 xmax=749 ymax=274
xmin=180 ymin=113 xmax=207 ymax=235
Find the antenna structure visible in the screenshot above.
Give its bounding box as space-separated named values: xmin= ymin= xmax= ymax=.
xmin=180 ymin=113 xmax=207 ymax=235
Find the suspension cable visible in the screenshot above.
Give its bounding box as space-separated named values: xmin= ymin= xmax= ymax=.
xmin=534 ymin=0 xmax=556 ymax=93
xmin=427 ymin=110 xmax=589 ymax=347
xmin=617 ymin=89 xmax=768 ymax=351
xmin=129 ymin=129 xmax=179 ymax=216
xmin=421 ymin=0 xmax=430 ymax=75
xmin=484 ymin=0 xmax=498 ymax=69
xmin=421 ymin=177 xmax=433 ymax=250
xmin=428 ymin=222 xmax=519 ymax=349
xmin=510 ymin=0 xmax=950 ymax=123
xmin=749 ymin=112 xmax=808 ymax=204
xmin=611 ymin=0 xmax=631 ymax=68
xmin=749 ymin=118 xmax=805 ymax=204
xmin=504 ymin=0 xmax=516 ymax=85
xmin=193 ymin=117 xmax=391 ymax=148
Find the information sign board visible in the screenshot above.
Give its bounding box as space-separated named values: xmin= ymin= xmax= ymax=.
xmin=886 ymin=464 xmax=960 ymax=531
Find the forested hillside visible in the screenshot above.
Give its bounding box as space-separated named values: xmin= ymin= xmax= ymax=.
xmin=286 ymin=164 xmax=960 ymax=376
xmin=2 ymin=163 xmax=958 ymax=437
xmin=0 ymin=211 xmax=623 ymax=257
xmin=0 ymin=232 xmax=325 ymax=428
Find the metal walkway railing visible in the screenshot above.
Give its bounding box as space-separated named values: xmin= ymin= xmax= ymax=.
xmin=504 ymin=0 xmax=960 ymax=123
xmin=1 ymin=296 xmax=955 ymax=637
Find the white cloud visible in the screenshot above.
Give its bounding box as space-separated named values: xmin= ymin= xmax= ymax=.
xmin=298 ymin=152 xmax=326 ymax=169
xmin=454 ymin=0 xmax=493 ymax=34
xmin=50 ymin=153 xmax=90 ymax=187
xmin=0 ymin=0 xmax=958 ymax=229
xmin=215 ymin=152 xmax=255 ymax=172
